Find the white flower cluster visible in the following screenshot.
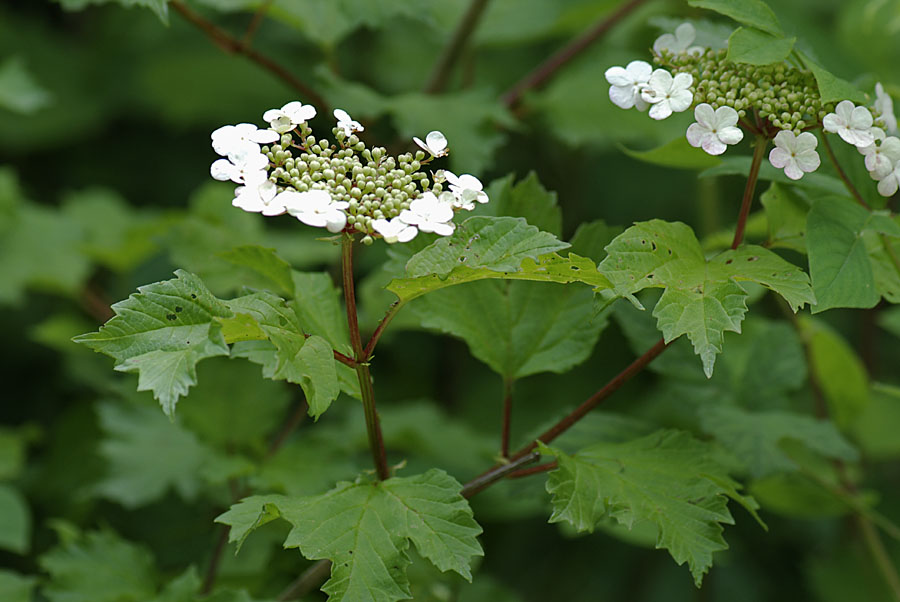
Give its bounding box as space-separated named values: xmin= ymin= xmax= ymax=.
xmin=604 ymin=22 xmax=900 ymax=195
xmin=209 ymin=103 xmax=490 ymax=243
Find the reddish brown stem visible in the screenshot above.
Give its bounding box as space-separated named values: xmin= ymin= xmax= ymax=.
xmin=169 ymin=0 xmax=327 ymax=108
xmin=424 ymin=0 xmax=492 ymax=93
xmin=508 ymin=338 xmax=667 ymax=461
xmin=822 ymin=132 xmax=870 ymax=209
xmin=501 ymin=0 xmax=648 ymax=108
xmin=363 ymin=301 xmax=401 ymax=360
xmin=500 ymin=378 xmax=513 ymax=458
xmin=731 ymin=135 xmax=768 ymax=249
xmin=460 ymin=452 xmax=541 ymax=498
xmin=508 ymin=460 xmax=557 ymax=479
xmin=241 ymin=0 xmax=273 ymax=48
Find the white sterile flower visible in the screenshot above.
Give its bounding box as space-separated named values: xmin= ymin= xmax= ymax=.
xmin=768 ymin=130 xmax=821 ymax=180
xmin=874 ymin=83 xmax=898 ymax=135
xmin=210 ymin=146 xmax=269 ymax=183
xmin=641 ymin=69 xmax=694 ymax=120
xmin=686 ymin=103 xmax=744 ymax=155
xmin=413 ymin=131 xmax=449 ymax=157
xmin=876 ymin=164 xmax=900 ymax=197
xmin=373 ymin=217 xmax=418 ymax=244
xmin=653 ymin=22 xmax=704 ymax=56
xmin=860 ymin=132 xmax=900 ymax=179
xmin=333 ymin=108 xmax=363 ymax=137
xmin=263 ymin=101 xmax=316 ymax=133
xmin=443 ymin=171 xmax=489 ymax=208
xmin=287 ymin=189 xmax=349 ymax=233
xmin=604 ymin=60 xmax=652 ymax=111
xmin=211 ymin=123 xmax=279 ymax=156
xmin=398 ymin=192 xmax=455 ymax=236
xmin=232 ymin=175 xmax=278 ymax=214
xmin=823 ymin=100 xmax=876 ymax=148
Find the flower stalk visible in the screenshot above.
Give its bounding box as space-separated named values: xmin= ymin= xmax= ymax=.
xmin=342 ymin=235 xmax=390 ymax=480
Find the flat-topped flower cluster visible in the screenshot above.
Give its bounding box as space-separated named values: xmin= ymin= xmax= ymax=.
xmin=209 ymin=103 xmax=489 ymax=243
xmin=605 ymin=23 xmax=900 ymax=195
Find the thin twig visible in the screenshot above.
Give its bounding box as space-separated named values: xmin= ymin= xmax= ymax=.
xmin=266 ymin=398 xmax=309 ymax=458
xmin=241 ymin=0 xmax=273 ymax=48
xmin=500 ymin=377 xmax=513 ymax=458
xmin=424 ymin=0 xmax=492 ymax=93
xmin=858 ymin=515 xmax=900 ymax=601
xmin=201 ymin=526 xmax=230 ymax=594
xmin=731 ymin=135 xmax=768 ymax=249
xmin=822 ymin=132 xmax=870 ymax=209
xmin=169 ymin=0 xmax=327 ymax=108
xmin=363 ymin=301 xmax=402 ymax=360
xmin=459 ymin=452 xmax=541 ymax=498
xmin=509 ymin=338 xmax=668 ymax=461
xmin=277 ymin=559 xmax=333 ymax=601
xmin=500 ymin=0 xmax=648 ymax=108
xmin=507 ymin=460 xmax=557 ymax=479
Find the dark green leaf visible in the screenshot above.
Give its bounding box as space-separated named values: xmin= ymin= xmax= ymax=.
xmin=726 ymin=27 xmax=795 ymax=65
xmin=540 ymin=430 xmax=761 ymax=587
xmin=0 ymin=485 xmax=30 ymax=554
xmin=687 ymin=0 xmax=782 ymax=35
xmin=620 ymin=137 xmax=722 ymax=169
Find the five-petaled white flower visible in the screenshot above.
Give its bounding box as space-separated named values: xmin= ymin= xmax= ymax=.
xmin=641 ymin=69 xmax=694 ymax=120
xmin=874 ymin=83 xmax=897 ymax=135
xmin=768 ymin=131 xmax=821 ymax=180
xmin=398 ymin=192 xmax=455 ymax=236
xmin=263 ymin=101 xmax=317 ymax=134
xmin=373 ymin=217 xmax=418 ymax=243
xmin=211 ymin=123 xmax=279 ymax=156
xmin=413 ymin=131 xmax=449 ymax=157
xmin=686 ymin=104 xmax=744 ymax=156
xmin=287 ymin=189 xmax=349 ymax=233
xmin=443 ymin=171 xmax=488 ymax=210
xmin=210 ymin=146 xmax=269 ymax=183
xmin=232 ymin=175 xmax=278 ymax=214
xmin=605 ymin=60 xmax=653 ymax=111
xmin=823 ymin=100 xmax=876 ymax=148
xmin=334 ymin=109 xmax=364 ymax=137
xmin=653 ymin=22 xmax=704 ymax=56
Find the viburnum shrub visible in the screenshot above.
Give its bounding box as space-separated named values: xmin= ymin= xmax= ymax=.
xmin=6 ymin=1 xmax=886 ymax=601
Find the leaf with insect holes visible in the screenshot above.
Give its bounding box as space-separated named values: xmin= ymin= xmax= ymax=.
xmin=599 ymin=220 xmax=813 ymax=376
xmin=216 ymin=469 xmax=483 ymax=602
xmin=72 ymin=271 xmax=232 ymax=416
xmin=539 ymin=430 xmax=762 ymax=587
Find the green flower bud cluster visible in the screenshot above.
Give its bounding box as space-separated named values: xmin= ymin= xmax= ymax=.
xmin=655 ymin=49 xmax=836 ymax=135
xmin=261 ymin=125 xmax=433 ymax=237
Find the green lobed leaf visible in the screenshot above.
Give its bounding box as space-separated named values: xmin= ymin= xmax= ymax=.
xmin=0 ymin=56 xmax=52 ymax=114
xmin=687 ymin=0 xmax=782 ymax=35
xmin=224 ymin=292 xmax=340 ymax=418
xmin=73 ymin=271 xmax=232 ymax=415
xmin=760 ymin=181 xmax=809 ymax=252
xmin=291 ymin=271 xmax=354 ymax=356
xmin=852 ymin=384 xmax=900 ymax=460
xmin=863 ymin=229 xmax=900 ymax=303
xmin=620 ymin=137 xmax=722 ymax=170
xmin=39 ymin=530 xmax=158 ymax=602
xmin=0 ymin=485 xmax=30 ymax=555
xmin=799 ymin=52 xmax=867 ymax=104
xmin=412 ymin=280 xmax=607 ymax=380
xmin=599 ymin=220 xmax=813 ymax=376
xmin=806 ymin=197 xmax=900 ymax=312
xmin=700 ymin=407 xmax=858 ymax=478
xmin=219 ymin=245 xmax=295 ymax=298
xmin=726 ymin=27 xmax=795 ymax=65
xmin=539 ymin=430 xmax=760 ymax=587
xmin=389 ymin=252 xmax=612 ymax=304
xmin=476 ymin=173 xmax=563 ymax=236
xmin=217 ymin=469 xmax=483 ymax=602
xmin=568 ymin=220 xmax=623 ymax=263
xmin=405 ymin=216 xmax=571 ymax=279
xmin=0 ymin=570 xmax=37 ymax=602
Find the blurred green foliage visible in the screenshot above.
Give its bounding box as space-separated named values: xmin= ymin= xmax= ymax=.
xmin=3 ymin=0 xmax=900 ymax=600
